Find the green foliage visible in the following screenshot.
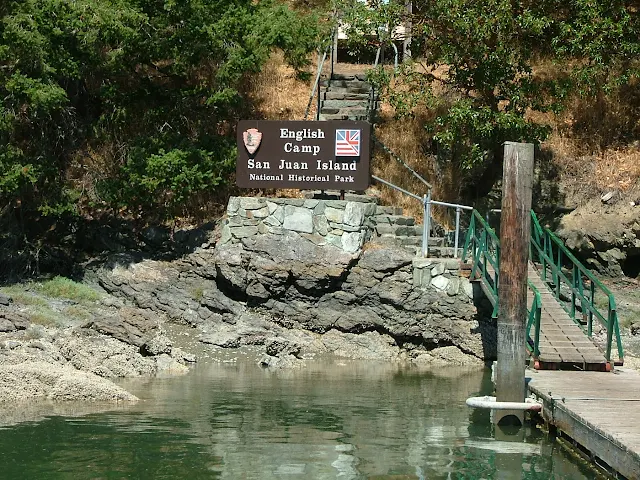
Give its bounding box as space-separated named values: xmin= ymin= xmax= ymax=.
xmin=335 ymin=0 xmax=639 ymax=198
xmin=27 ymin=304 xmax=66 ymax=327
xmin=0 ymin=0 xmax=320 ymax=220
xmin=551 ymin=0 xmax=640 ymax=94
xmin=33 ymin=275 xmax=101 ymax=302
xmin=0 ymin=286 xmax=48 ymax=306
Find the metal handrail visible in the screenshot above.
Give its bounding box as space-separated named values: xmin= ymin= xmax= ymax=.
xmin=526 ymin=282 xmax=543 ymax=358
xmin=371 ymin=135 xmax=432 ymax=190
xmin=374 ymin=43 xmax=399 ymax=71
xmin=304 ymin=42 xmax=331 ymax=121
xmin=461 ymin=210 xmax=546 ymax=363
xmin=462 ymin=210 xmax=542 ymax=352
xmin=462 ymin=210 xmax=501 ymax=316
xmin=529 ymin=211 xmax=623 ymax=364
xmin=371 ymin=175 xmax=422 ymax=201
xmin=304 ymin=14 xmax=338 ymax=121
xmin=370 ymin=175 xmax=472 ymax=258
xmin=462 ymin=208 xmax=623 ymax=365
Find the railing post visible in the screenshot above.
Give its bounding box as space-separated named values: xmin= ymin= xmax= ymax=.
xmin=534 ymin=302 xmax=542 ymax=357
xmin=331 ymin=28 xmax=337 ymax=78
xmin=423 ymin=191 xmax=431 ymax=258
xmin=391 ymin=41 xmax=399 ymax=70
xmin=542 ymin=232 xmax=548 ymax=281
xmin=482 ymin=228 xmax=488 ymax=276
xmin=462 ymin=212 xmax=475 ymax=262
xmin=316 ymin=80 xmax=322 ymax=121
xmin=571 ymin=264 xmax=577 ymax=319
xmin=454 ymin=206 xmax=461 ymax=258
xmin=606 ymin=307 xmax=614 ymax=364
xmin=615 ymin=311 xmax=624 ymax=364
xmin=555 ymin=248 xmax=562 ymax=299
xmin=588 ymin=281 xmax=595 ymax=336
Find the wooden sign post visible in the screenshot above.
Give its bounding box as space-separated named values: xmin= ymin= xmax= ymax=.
xmin=494 ymin=142 xmax=534 ymax=426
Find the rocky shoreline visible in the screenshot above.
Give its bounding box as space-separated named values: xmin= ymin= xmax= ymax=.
xmin=0 ymin=199 xmax=497 ymax=405
xmin=3 ymin=195 xmax=636 ymax=411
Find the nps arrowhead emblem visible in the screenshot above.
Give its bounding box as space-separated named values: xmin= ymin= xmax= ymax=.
xmin=243 ymin=128 xmax=262 ymax=155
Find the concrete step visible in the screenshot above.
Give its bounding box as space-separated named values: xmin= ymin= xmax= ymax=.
xmin=328 ymin=79 xmax=372 ymax=89
xmin=427 ymin=246 xmax=460 ymax=258
xmin=372 ymin=214 xmax=415 ymax=226
xmin=323 ymin=92 xmax=371 ymax=101
xmin=319 ymin=107 xmax=340 ymax=115
xmin=318 ymin=113 xmax=367 ymax=121
xmin=320 ymin=108 xmax=369 ymax=117
xmin=332 ymin=73 xmax=368 ymax=81
xmin=376 ymin=206 xmax=404 ymax=215
xmin=321 ymin=99 xmax=370 ymax=109
xmin=375 ymin=225 xmax=421 ymax=236
xmin=325 ymin=86 xmax=373 ymax=95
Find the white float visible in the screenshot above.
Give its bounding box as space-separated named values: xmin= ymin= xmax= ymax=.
xmin=466 ymin=395 xmax=542 ymax=411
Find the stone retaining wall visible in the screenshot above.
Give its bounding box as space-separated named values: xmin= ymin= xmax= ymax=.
xmin=412 ymin=258 xmax=473 ymax=298
xmin=220 ymin=196 xmax=379 ymax=253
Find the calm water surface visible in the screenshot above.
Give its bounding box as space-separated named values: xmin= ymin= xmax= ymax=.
xmin=0 ymin=360 xmax=595 ymax=479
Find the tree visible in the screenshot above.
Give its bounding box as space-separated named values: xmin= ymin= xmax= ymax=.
xmin=0 ymin=0 xmax=321 ymax=221
xmin=335 ymin=0 xmax=639 ymax=199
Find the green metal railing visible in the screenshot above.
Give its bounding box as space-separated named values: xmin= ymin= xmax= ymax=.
xmin=529 ymin=211 xmax=624 ymax=365
xmin=461 ymin=209 xmax=623 ymax=365
xmin=461 ymin=210 xmax=543 ymax=359
xmin=462 ymin=210 xmax=501 ymax=317
xmin=526 ymin=282 xmax=543 ymax=359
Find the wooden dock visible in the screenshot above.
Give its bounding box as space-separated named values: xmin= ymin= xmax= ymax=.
xmin=528 ymin=368 xmax=640 ymax=480
xmin=527 ymin=263 xmax=608 ymax=370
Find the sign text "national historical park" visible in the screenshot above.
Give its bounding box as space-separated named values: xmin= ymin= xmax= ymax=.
xmin=236 ymin=120 xmax=371 ymax=190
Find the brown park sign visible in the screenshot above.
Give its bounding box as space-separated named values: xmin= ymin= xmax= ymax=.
xmin=236 ymin=120 xmax=371 ymax=190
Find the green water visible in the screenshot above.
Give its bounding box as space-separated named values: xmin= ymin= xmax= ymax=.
xmin=0 ymin=361 xmax=595 ymax=479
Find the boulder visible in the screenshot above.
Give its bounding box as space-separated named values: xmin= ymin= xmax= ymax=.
xmin=557 ymin=202 xmax=640 ymax=277
xmin=265 ymin=338 xmax=302 ymax=358
xmin=142 ymin=334 xmax=172 ymax=356
xmin=0 ymin=362 xmax=138 ymax=402
xmin=82 ymin=308 xmax=160 ymax=347
xmin=0 ymin=312 xmax=29 ymax=332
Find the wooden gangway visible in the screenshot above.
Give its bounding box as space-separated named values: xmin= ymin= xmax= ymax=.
xmin=526 ymin=263 xmax=607 ymax=369
xmin=462 ymin=209 xmax=624 ymax=371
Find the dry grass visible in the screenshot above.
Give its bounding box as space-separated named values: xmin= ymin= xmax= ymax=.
xmin=249 ymin=55 xmax=640 ymax=217
xmin=245 ymin=52 xmax=318 ymax=199
xmin=538 ymin=102 xmax=640 ymax=207
xmin=247 ymin=51 xmax=317 ymax=122
xmin=371 ymin=108 xmax=435 ymax=222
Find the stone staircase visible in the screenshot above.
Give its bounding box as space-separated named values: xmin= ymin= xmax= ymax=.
xmin=318 ymin=73 xmax=377 ymax=121
xmin=369 ymin=206 xmax=453 ymax=256
xmin=314 ymin=74 xmax=460 ymax=257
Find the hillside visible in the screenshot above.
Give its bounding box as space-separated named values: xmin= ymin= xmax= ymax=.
xmin=251 ymin=56 xmax=639 ymax=217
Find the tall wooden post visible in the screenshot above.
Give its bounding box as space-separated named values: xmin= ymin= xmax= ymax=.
xmin=494 ymin=142 xmax=534 ymax=426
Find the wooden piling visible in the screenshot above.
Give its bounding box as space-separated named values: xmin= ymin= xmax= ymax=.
xmin=494 ymin=142 xmax=534 ymax=426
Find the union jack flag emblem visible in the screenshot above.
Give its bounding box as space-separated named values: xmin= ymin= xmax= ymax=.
xmin=335 ymin=129 xmax=361 ymax=157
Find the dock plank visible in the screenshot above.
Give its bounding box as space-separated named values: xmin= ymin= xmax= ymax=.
xmin=528 ymin=368 xmax=640 ymax=480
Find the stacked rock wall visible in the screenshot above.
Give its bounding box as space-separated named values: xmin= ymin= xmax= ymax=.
xmin=412 ymin=258 xmax=474 ymax=298
xmin=221 ymin=196 xmax=378 ymax=253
